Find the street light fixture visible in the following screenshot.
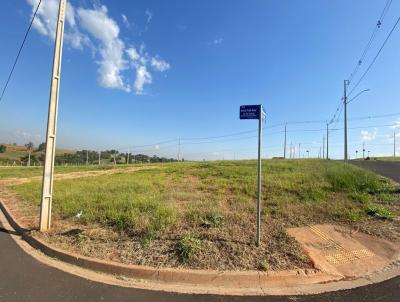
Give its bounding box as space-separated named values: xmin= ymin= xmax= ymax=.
xmin=347 ymin=89 xmax=371 ymax=104
xmin=344 ymin=84 xmax=371 ymax=162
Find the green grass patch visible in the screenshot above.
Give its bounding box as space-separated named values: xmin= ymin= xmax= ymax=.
xmin=178 ymin=235 xmax=202 ymax=261
xmin=365 ymin=205 xmax=394 ymax=220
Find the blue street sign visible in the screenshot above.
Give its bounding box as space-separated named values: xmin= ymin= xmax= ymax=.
xmin=240 ymin=105 xmax=264 ymax=119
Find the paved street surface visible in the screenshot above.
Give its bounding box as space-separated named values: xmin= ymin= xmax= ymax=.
xmin=351 ymin=160 xmax=400 ymax=183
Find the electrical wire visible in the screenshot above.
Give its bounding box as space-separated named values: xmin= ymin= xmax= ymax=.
xmin=348 ymin=0 xmax=393 ymax=83
xmin=348 ymin=15 xmax=400 ymax=96
xmin=0 ymin=0 xmax=42 ymax=103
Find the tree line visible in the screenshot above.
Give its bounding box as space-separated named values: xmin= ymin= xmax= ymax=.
xmin=0 ymin=142 xmax=180 ymax=166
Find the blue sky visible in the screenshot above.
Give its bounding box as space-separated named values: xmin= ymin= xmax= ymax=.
xmin=0 ymin=0 xmax=399 ymax=160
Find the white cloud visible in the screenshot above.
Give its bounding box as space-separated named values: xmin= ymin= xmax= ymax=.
xmin=209 ymin=38 xmax=223 ymax=45
xmin=77 ymin=5 xmax=129 ymax=91
xmin=145 ymin=9 xmax=153 ymax=25
xmin=13 ymin=130 xmax=42 ymax=143
xmin=126 ymin=47 xmax=140 ymax=61
xmin=391 ymin=120 xmax=400 ymax=129
xmin=127 ymin=47 xmax=170 ymax=93
xmin=27 ymin=0 xmax=86 ymax=49
xmin=134 ymin=65 xmax=152 ymax=94
xmin=121 ymin=14 xmax=130 ymax=28
xmin=361 ymin=129 xmax=378 ymax=142
xmin=151 ymin=57 xmax=170 ymax=72
xmin=26 ymin=1 xmax=169 ymax=95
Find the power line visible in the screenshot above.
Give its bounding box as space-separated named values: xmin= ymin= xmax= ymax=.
xmin=328 ymin=98 xmax=344 ymax=125
xmin=349 ymin=15 xmax=400 ymax=96
xmin=348 ymin=0 xmax=393 ymax=83
xmin=0 ymin=0 xmax=42 ymax=103
xmin=116 ymin=113 xmax=400 ymax=151
xmin=348 ymin=112 xmax=400 ymax=121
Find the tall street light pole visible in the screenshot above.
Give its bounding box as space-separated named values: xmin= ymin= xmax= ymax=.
xmin=326 ymin=122 xmax=329 ymax=159
xmin=344 ymin=80 xmax=349 ymax=161
xmin=39 ymin=0 xmax=66 ymax=232
xmin=283 ymin=123 xmax=287 ymax=159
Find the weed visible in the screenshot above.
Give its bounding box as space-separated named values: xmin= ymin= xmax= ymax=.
xmin=365 ymin=205 xmax=394 ymax=220
xmin=61 ymin=229 xmax=88 ymax=242
xmin=259 ymin=259 xmax=270 ymax=271
xmin=200 ymin=212 xmax=223 ymax=228
xmin=345 ymin=209 xmax=363 ymax=222
xmin=178 ymin=236 xmax=201 ymax=261
xmin=350 ymin=192 xmax=371 ymax=204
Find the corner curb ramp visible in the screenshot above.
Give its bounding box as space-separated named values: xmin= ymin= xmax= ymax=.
xmin=1 ymin=200 xmax=399 ymax=296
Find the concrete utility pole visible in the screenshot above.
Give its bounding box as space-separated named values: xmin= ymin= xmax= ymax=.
xmin=322 ymin=136 xmax=325 ymax=159
xmin=290 ymin=142 xmax=292 ymax=159
xmin=177 ymin=137 xmax=181 ymax=162
xmin=326 ymin=123 xmax=329 ymax=159
xmin=86 ymin=150 xmax=89 ymax=165
xmin=39 ymin=0 xmax=66 ymax=232
xmin=127 ymin=151 xmax=130 ymax=164
xmin=298 ymin=143 xmax=301 ymax=158
xmin=98 ymin=151 xmax=101 ymax=165
xmin=28 ymin=149 xmax=31 ymax=167
xmin=284 ymin=123 xmax=287 ymax=159
xmin=344 ymin=80 xmax=349 ymax=161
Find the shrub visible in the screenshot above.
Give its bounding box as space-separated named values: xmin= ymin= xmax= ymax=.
xmin=178 ymin=236 xmax=201 ymax=260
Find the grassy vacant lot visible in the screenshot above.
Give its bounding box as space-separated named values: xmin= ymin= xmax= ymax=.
xmin=6 ymin=160 xmax=400 ymax=271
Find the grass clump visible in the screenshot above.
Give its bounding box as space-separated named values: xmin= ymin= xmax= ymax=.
xmin=178 ymin=236 xmax=202 ymax=261
xmin=365 ymin=205 xmax=394 ymax=220
xmin=200 ymin=212 xmax=224 ymax=228
xmin=259 ymin=259 xmax=270 ymax=271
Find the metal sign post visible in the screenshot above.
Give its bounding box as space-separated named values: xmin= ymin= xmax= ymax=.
xmin=39 ymin=0 xmax=66 ymax=231
xmin=240 ymin=104 xmax=265 ymax=246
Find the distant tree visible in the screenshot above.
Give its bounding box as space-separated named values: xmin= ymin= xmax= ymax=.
xmin=37 ymin=142 xmax=46 ymax=152
xmin=0 ymin=145 xmax=6 ymax=153
xmin=25 ymin=142 xmax=34 ymax=150
xmin=25 ymin=142 xmax=34 ymax=166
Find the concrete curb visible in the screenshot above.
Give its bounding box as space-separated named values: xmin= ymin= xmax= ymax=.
xmin=0 ymin=200 xmax=344 ymax=289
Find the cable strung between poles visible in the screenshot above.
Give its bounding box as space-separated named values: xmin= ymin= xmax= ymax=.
xmin=0 ymin=0 xmax=42 ymax=103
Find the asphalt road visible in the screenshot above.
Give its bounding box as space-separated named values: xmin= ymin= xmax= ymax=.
xmin=1 ymin=160 xmax=399 ymax=301
xmin=351 ymin=160 xmax=400 ymax=183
